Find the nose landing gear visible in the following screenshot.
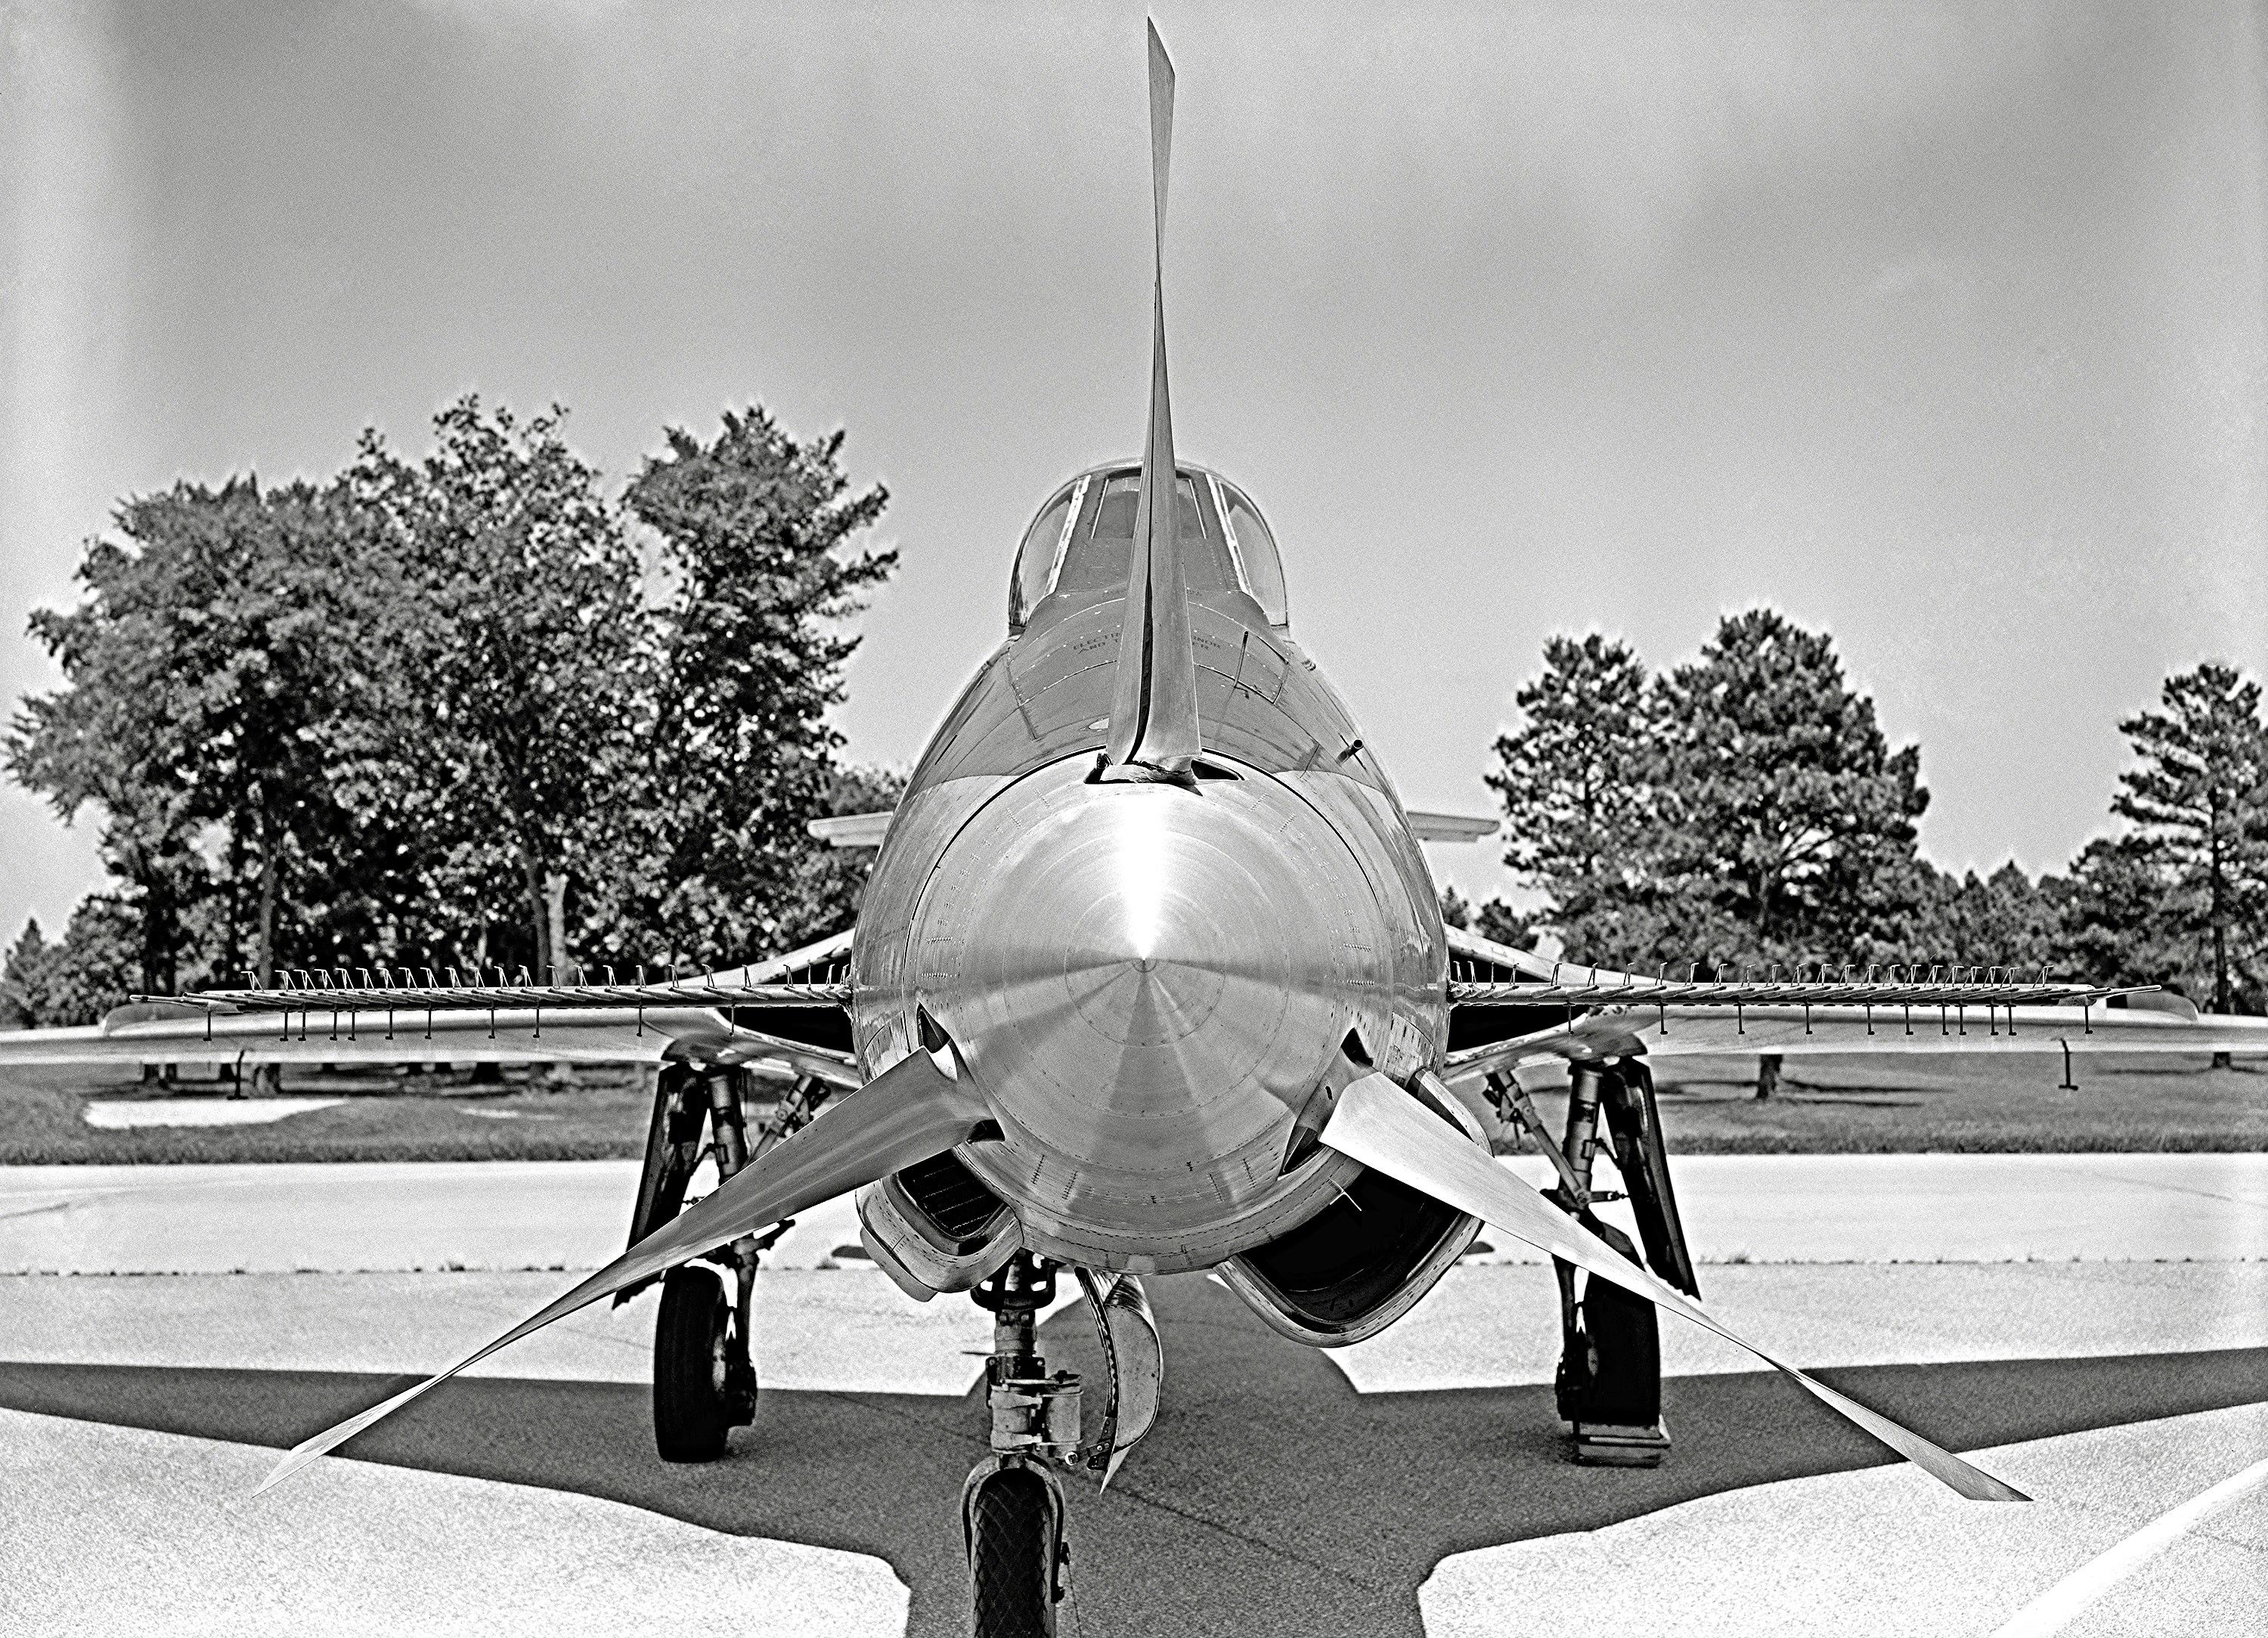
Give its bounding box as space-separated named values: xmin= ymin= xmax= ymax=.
xmin=965 ymin=1253 xmax=1079 ymax=1637
xmin=956 ymin=1253 xmax=1160 ymax=1634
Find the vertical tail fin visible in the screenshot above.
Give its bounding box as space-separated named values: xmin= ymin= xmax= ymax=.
xmin=1103 ymin=20 xmax=1201 ymax=777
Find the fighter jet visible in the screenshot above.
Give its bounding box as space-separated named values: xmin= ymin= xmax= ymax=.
xmin=8 ymin=23 xmax=2264 ymax=1636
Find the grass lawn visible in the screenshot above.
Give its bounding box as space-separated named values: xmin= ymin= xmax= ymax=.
xmin=0 ymin=1061 xmax=659 ymax=1165
xmin=2 ymin=1051 xmax=2262 ymax=1163
xmin=1520 ymin=1053 xmax=2268 ymax=1153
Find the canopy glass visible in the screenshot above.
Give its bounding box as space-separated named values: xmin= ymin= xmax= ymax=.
xmin=1010 ymin=466 xmax=1289 ymax=631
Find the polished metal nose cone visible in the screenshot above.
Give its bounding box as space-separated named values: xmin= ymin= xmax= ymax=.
xmin=910 ymin=757 xmax=1380 ymax=1197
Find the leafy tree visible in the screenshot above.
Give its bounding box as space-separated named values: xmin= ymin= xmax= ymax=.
xmin=1485 ymin=633 xmax=1670 ymax=962
xmin=8 ymin=396 xmax=904 ymax=1000
xmin=2108 ymin=662 xmax=2268 ymax=1013
xmin=1439 ymin=885 xmax=1539 ymax=952
xmin=9 ymin=492 xmax=246 ymax=995
xmin=7 ymin=478 xmax=408 ymax=997
xmin=346 ymin=398 xmax=648 ymax=979
xmin=1653 ymin=609 xmax=1929 ymax=968
xmin=620 ymin=407 xmax=894 ymax=961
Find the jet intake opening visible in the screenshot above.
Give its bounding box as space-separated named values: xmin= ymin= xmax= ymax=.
xmin=890 ymin=1149 xmax=1011 ymax=1255
xmin=1232 ymin=1165 xmax=1463 ymax=1327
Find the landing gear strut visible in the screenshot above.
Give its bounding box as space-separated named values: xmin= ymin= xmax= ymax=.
xmin=964 ymin=1253 xmax=1079 ymax=1638
xmin=627 ymin=1064 xmax=824 ymax=1463
xmin=1541 ymin=1059 xmax=1697 ymax=1467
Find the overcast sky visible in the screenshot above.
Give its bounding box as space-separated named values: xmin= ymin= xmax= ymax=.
xmin=4 ymin=0 xmax=2264 ymax=949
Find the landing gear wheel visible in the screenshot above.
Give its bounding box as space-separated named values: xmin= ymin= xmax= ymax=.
xmin=967 ymin=1461 xmax=1066 ymax=1638
xmin=1557 ymin=1274 xmax=1662 ymax=1428
xmin=653 ymin=1265 xmax=754 ymax=1463
xmin=1554 ymin=1245 xmax=1670 ymax=1466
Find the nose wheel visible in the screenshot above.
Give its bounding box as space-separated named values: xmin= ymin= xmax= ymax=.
xmin=653 ymin=1264 xmax=757 ymax=1463
xmin=965 ymin=1457 xmax=1069 ymax=1638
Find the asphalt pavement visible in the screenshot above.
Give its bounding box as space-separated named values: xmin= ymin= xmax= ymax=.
xmin=0 ymin=1155 xmax=2262 ymax=1636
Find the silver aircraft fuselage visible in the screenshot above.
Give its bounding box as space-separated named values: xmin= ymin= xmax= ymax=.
xmin=850 ymin=463 xmax=1449 ymax=1274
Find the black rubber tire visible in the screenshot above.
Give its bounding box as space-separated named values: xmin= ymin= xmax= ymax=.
xmin=654 ymin=1265 xmax=736 ymax=1463
xmin=968 ymin=1465 xmax=1061 ymax=1638
xmin=1575 ymin=1276 xmax=1663 ymax=1426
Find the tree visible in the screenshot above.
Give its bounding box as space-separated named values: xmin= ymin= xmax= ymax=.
xmin=347 ymin=398 xmax=649 ymax=979
xmin=9 ymin=491 xmax=246 ymax=995
xmin=2056 ymin=836 xmax=2196 ymax=998
xmin=7 ymin=478 xmax=406 ymax=997
xmin=621 ymin=407 xmax=895 ymax=961
xmin=8 ymin=396 xmax=905 ymax=999
xmin=1489 ymin=615 xmax=1934 ymax=970
xmin=1915 ymin=859 xmax=2064 ymax=974
xmin=2109 ymin=662 xmax=2268 ymax=1013
xmin=0 ymin=919 xmax=54 ymax=1027
xmin=1484 ymin=633 xmax=1668 ymax=962
xmin=1653 ymin=609 xmax=1929 ymax=968
xmin=0 ymin=902 xmax=141 ymax=1027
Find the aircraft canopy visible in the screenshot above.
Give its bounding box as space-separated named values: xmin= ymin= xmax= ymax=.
xmin=1010 ymin=464 xmax=1288 ymax=633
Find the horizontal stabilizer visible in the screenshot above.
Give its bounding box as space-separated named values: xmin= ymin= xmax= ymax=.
xmin=257 ymin=1045 xmax=986 ymax=1493
xmin=1408 ymin=810 xmax=1498 ymax=844
xmin=1321 ymin=1073 xmax=2027 ymax=1502
xmin=807 ymin=811 xmax=892 ymax=849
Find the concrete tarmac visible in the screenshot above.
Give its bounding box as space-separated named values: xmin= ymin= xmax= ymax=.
xmin=1 ymin=1156 xmax=2263 ymax=1636
xmin=5 ymin=1151 xmax=2263 ymax=1273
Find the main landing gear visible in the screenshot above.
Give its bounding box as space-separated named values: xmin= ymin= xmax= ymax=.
xmin=624 ymin=1063 xmax=826 ymax=1463
xmin=1497 ymin=1057 xmax=1699 ymax=1467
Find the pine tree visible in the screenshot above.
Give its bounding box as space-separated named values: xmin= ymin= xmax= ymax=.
xmin=1654 ymin=609 xmax=1929 ymax=969
xmin=2110 ymin=662 xmax=2268 ymax=1013
xmin=1484 ymin=633 xmax=1667 ymax=961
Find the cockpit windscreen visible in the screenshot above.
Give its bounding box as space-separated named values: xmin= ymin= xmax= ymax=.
xmin=1009 ymin=467 xmax=1289 ymax=630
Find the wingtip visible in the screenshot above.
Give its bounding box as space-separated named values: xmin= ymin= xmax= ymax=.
xmin=1972 ymin=1471 xmax=2033 ymax=1504
xmin=254 ymin=1442 xmax=321 ymax=1496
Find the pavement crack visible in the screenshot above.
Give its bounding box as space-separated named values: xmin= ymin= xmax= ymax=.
xmin=2037 ymin=1162 xmax=2268 ymax=1212
xmin=826 ymin=1393 xmax=1396 ymax=1596
xmin=1092 ymin=1477 xmax=1400 ymax=1597
xmin=0 ymin=1202 xmax=75 ymax=1222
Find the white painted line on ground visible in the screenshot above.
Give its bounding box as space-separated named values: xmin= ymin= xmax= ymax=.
xmin=1988 ymin=1455 xmax=2268 ymax=1637
xmin=81 ymin=1098 xmax=344 ymax=1129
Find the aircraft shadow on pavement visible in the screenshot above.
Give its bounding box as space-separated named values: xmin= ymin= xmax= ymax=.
xmin=2 ymin=1274 xmax=2262 ymax=1638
